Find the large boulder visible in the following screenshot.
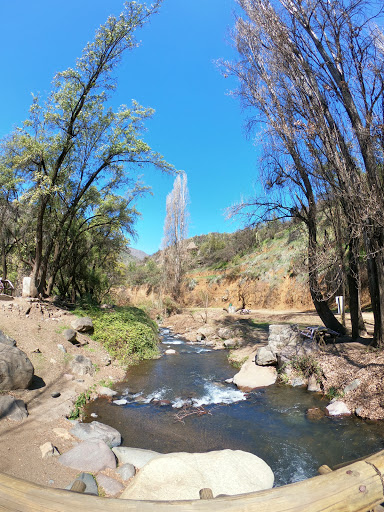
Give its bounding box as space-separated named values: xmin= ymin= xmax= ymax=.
xmin=267 ymin=324 xmax=303 ymax=355
xmin=70 ymin=421 xmax=121 ymax=448
xmin=58 ymin=440 xmax=116 ymax=472
xmin=277 ymin=341 xmax=319 ymax=370
xmin=256 ymin=346 xmax=277 ymax=366
xmin=62 ymin=329 xmax=77 ymax=343
xmin=0 ymin=344 xmax=34 ymax=390
xmin=112 ymin=447 xmax=161 ymax=469
xmin=71 ymin=317 xmax=94 ymax=333
xmin=120 ymin=450 xmax=274 ymax=501
xmin=233 ymin=359 xmax=277 ymax=391
xmin=0 ymin=396 xmax=28 ymax=421
xmin=0 ymin=331 xmax=16 ymax=347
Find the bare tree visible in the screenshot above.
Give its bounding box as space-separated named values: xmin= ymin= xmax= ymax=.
xmin=162 ymin=172 xmax=189 ymax=299
xmin=224 ymin=0 xmax=384 ymax=341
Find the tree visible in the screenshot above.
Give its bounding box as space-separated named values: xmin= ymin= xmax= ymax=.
xmin=224 ymin=0 xmax=384 ymax=341
xmin=162 ymin=172 xmax=189 ymax=299
xmin=2 ymin=1 xmax=174 ymax=298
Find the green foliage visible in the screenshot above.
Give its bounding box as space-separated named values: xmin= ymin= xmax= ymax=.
xmin=290 ymin=355 xmax=322 ymax=381
xmin=0 ymin=1 xmax=174 ymax=300
xmin=162 ymin=296 xmax=181 ymax=316
xmin=68 ymin=389 xmax=93 ymax=420
xmin=126 ymin=259 xmax=162 ymax=288
xmin=228 ymin=354 xmax=248 ymax=369
xmin=326 ymin=386 xmax=344 ymax=400
xmin=74 ymin=305 xmax=159 ymax=367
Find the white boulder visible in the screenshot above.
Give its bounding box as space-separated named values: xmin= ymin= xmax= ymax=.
xmin=233 ymin=359 xmax=277 ymax=390
xmin=120 ymin=449 xmax=274 ymax=501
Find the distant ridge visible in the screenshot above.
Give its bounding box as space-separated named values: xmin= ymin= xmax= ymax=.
xmin=127 ymin=247 xmax=148 ymax=261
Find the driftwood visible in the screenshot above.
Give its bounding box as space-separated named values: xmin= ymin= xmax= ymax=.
xmin=1 ymin=450 xmax=384 ymax=511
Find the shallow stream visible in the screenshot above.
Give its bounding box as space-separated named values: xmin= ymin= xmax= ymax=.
xmin=86 ymin=328 xmax=384 ymax=486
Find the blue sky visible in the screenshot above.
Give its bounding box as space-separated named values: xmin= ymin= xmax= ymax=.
xmin=0 ymin=0 xmax=262 ymax=255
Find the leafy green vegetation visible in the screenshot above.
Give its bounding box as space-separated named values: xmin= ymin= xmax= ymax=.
xmin=290 ymin=355 xmax=322 ymax=381
xmin=68 ymin=389 xmax=94 ymax=420
xmin=74 ymin=305 xmax=159 ymax=367
xmin=325 ymin=386 xmax=345 ymax=401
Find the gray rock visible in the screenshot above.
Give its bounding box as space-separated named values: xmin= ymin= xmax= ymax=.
xmin=116 ymin=463 xmax=136 ymax=480
xmin=223 ymin=339 xmax=238 ymax=349
xmin=277 ymin=341 xmax=318 ymax=370
xmin=63 ymin=329 xmax=77 ymax=343
xmin=120 ymin=450 xmax=274 ymax=501
xmin=256 ymin=346 xmax=277 ymax=366
xmin=112 ymin=447 xmax=161 ymax=469
xmin=113 ymin=398 xmax=128 ymax=405
xmin=307 ymin=374 xmax=321 ymax=392
xmin=71 ymin=317 xmax=94 ymax=333
xmin=96 ymin=474 xmax=124 ymax=497
xmin=65 ymin=472 xmax=98 ymax=495
xmin=70 ymin=421 xmax=121 ymax=448
xmin=343 ymin=379 xmax=361 ymax=394
xmin=326 ymin=400 xmax=351 ymax=416
xmin=97 ymin=386 xmax=117 ymax=397
xmin=164 ymin=349 xmax=177 ymax=355
xmin=70 ymin=355 xmax=94 ymax=376
xmin=57 ymin=344 xmax=67 ymax=353
xmin=196 ymin=326 xmax=215 ymax=339
xmin=0 ymin=331 xmax=16 ymax=347
xmin=0 ymin=396 xmax=28 ymax=421
xmin=267 ymin=324 xmax=303 ymax=354
xmin=217 ymin=326 xmax=242 ymax=339
xmin=0 ymin=344 xmax=34 ymax=390
xmin=58 ymin=440 xmax=116 ymax=472
xmin=291 ymin=377 xmax=307 ymax=387
xmin=233 ymin=360 xmax=277 ymax=391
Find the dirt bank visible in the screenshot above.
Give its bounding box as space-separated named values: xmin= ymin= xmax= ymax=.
xmin=0 ymin=296 xmax=126 ymax=487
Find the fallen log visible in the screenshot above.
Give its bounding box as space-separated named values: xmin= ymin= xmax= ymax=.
xmin=1 ymin=450 xmax=384 ymax=511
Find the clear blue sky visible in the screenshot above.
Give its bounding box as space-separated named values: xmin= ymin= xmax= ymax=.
xmin=0 ymin=0 xmax=262 ymax=255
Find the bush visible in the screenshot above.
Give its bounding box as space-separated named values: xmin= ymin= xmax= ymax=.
xmin=74 ymin=305 xmax=159 ymax=367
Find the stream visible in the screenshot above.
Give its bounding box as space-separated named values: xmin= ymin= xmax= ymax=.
xmin=86 ymin=328 xmax=384 ymax=487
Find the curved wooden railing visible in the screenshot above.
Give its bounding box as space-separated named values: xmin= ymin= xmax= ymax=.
xmin=1 ymin=450 xmax=384 ymax=511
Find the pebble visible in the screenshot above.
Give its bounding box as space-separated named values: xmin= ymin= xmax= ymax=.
xmin=51 ymin=392 xmax=61 ymax=398
xmin=91 ymin=413 xmax=98 ymax=418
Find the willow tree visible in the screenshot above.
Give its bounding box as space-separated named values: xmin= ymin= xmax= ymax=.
xmin=2 ymin=1 xmax=174 ymax=298
xmin=162 ymin=172 xmax=189 ymax=299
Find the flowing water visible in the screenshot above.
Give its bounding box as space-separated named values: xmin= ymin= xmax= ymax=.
xmin=86 ymin=328 xmax=384 ymax=486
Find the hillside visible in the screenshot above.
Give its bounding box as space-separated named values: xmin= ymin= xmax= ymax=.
xmin=120 ymin=221 xmax=317 ymax=311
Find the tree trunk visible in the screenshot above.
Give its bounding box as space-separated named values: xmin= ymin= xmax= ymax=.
xmin=1 ymin=240 xmax=7 ymax=280
xmin=347 ymin=237 xmax=365 ymax=339
xmin=307 ymin=212 xmax=346 ymax=334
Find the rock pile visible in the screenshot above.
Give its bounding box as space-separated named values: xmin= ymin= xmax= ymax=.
xmin=56 ymin=420 xmax=274 ymax=500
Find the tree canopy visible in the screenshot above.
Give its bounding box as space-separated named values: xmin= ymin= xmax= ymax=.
xmin=0 ymin=1 xmax=175 ymax=300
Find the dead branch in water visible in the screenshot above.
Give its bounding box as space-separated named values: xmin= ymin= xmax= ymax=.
xmin=173 ymin=403 xmax=212 ymax=424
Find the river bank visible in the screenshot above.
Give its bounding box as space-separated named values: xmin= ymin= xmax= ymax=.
xmin=0 ymin=297 xmax=382 ymax=492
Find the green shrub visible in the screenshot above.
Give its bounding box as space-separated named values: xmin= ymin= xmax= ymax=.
xmin=73 ymin=305 xmax=159 ymax=367
xmin=68 ymin=389 xmax=93 ymax=420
